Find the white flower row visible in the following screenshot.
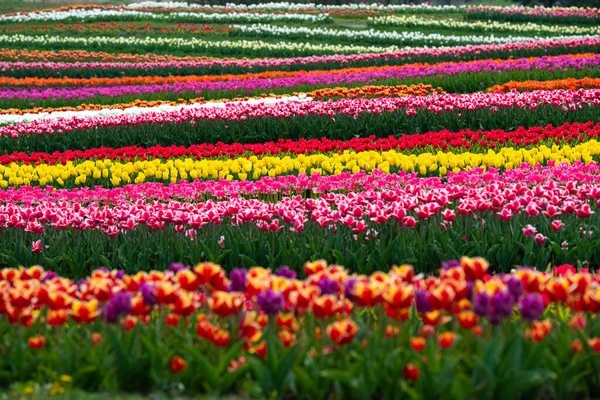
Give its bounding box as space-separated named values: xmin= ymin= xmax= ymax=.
xmin=0 ymin=8 xmax=158 ymax=22
xmin=0 ymin=7 xmax=329 ymax=23
xmin=233 ymin=24 xmax=588 ymax=45
xmin=369 ymin=15 xmax=600 ymax=35
xmin=0 ymin=34 xmax=400 ymax=55
xmin=127 ymin=1 xmax=460 ymax=12
xmin=0 ymin=96 xmax=311 ymax=126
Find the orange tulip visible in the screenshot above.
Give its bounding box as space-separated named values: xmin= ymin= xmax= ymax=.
xmin=403 ymin=363 xmax=420 ymax=381
xmin=410 ymin=337 xmax=426 ymax=352
xmin=28 ymin=336 xmax=46 ymax=349
xmin=304 ymin=260 xmax=327 ymax=276
xmin=438 ymin=332 xmax=456 ymax=349
xmin=194 ymin=262 xmax=229 ymax=291
xmin=544 ymin=278 xmax=570 ymax=302
xmin=176 ymin=269 xmax=200 ymax=292
xmin=166 ymin=314 xmax=181 ymax=327
xmin=460 ymin=257 xmax=489 ymax=281
xmin=212 ymin=329 xmax=231 ymax=347
xmin=352 ymin=281 xmax=385 ymax=307
xmin=383 ymin=284 xmax=414 ymax=309
xmin=70 ymin=299 xmax=100 ymax=323
xmin=311 ymin=295 xmax=343 ymax=319
xmin=385 ymin=325 xmax=401 ymax=338
xmin=208 ymin=291 xmax=244 ymax=317
xmin=326 ymin=318 xmax=359 ymax=346
xmin=48 ymin=309 xmax=68 ymax=326
xmin=91 ymin=332 xmax=103 ymax=346
xmin=121 ymin=316 xmax=138 ymax=331
xmin=278 ymin=329 xmax=297 ymax=348
xmin=458 ymin=311 xmax=477 ymax=329
xmin=170 ymin=356 xmax=186 ymax=373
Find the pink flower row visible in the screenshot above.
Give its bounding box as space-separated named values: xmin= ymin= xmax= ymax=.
xmin=3 ymin=89 xmax=600 ymax=138
xmin=2 ymin=162 xmax=599 ymax=237
xmin=1 ymin=36 xmax=598 ymax=72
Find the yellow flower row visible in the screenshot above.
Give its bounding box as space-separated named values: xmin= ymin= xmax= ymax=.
xmin=0 ymin=141 xmax=598 ymax=188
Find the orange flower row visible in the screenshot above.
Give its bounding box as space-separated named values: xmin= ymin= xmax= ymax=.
xmin=0 ymin=48 xmax=226 ymax=63
xmin=0 ymin=84 xmax=443 ymax=115
xmin=299 ymin=84 xmax=444 ymax=98
xmin=2 ymin=53 xmax=596 ymax=87
xmin=488 ymin=77 xmax=600 ymax=92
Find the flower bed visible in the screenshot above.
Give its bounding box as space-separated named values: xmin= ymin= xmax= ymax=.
xmin=2 ymin=2 xmax=600 ymax=397
xmin=1 ymin=259 xmax=599 ymax=398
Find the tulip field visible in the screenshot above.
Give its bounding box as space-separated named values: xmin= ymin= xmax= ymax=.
xmin=3 ymin=1 xmax=600 ymax=398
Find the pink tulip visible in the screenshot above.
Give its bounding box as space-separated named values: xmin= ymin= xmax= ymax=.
xmin=550 ymin=220 xmax=564 ymax=232
xmin=31 ymin=240 xmax=43 ymax=253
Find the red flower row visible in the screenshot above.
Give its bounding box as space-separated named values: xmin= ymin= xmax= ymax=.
xmin=2 ymin=121 xmax=597 ymax=166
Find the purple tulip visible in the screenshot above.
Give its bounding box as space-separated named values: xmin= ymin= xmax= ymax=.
xmin=317 ymin=277 xmax=339 ymax=296
xmin=506 ymin=277 xmax=523 ymax=301
xmin=275 ymin=266 xmax=297 ymax=280
xmin=416 ymin=290 xmax=430 ymax=313
xmin=229 ymin=268 xmax=247 ymax=292
xmin=103 ymin=292 xmax=132 ymax=323
xmin=492 ymin=291 xmax=514 ymax=318
xmin=169 ymin=262 xmax=188 ymax=273
xmin=42 ymin=271 xmax=58 ymax=282
xmin=257 ymin=289 xmax=285 ymax=315
xmin=519 ymin=293 xmax=545 ymax=321
xmin=441 ymin=259 xmax=460 ymax=270
xmin=140 ymin=283 xmax=157 ymax=307
xmin=344 ymin=277 xmax=358 ymax=301
xmin=473 ymin=292 xmax=491 ymax=317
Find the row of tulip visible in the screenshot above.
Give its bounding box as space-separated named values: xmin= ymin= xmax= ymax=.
xmin=128 ymin=1 xmax=461 ymax=13
xmin=463 ymin=5 xmax=600 ymax=25
xmin=2 ymin=60 xmax=596 ymax=110
xmin=0 ymin=33 xmax=403 ymax=58
xmin=1 ymin=162 xmax=600 ymax=273
xmin=0 ymin=121 xmax=592 ymax=166
xmin=0 ymin=22 xmax=235 ymax=36
xmin=2 ymin=36 xmax=598 ymax=78
xmin=0 ymin=95 xmax=317 ymax=125
xmin=1 ymin=53 xmax=594 ymax=88
xmin=0 ymin=54 xmax=595 ymax=110
xmin=230 ymin=24 xmax=584 ymax=47
xmin=0 ymin=7 xmax=332 ymax=23
xmin=369 ymin=15 xmax=600 ymax=36
xmin=5 ymin=258 xmax=598 ymax=398
xmin=0 ymin=85 xmax=445 ymax=124
xmin=2 ymin=88 xmax=599 ymax=154
xmin=3 ymin=137 xmax=600 ymax=188
xmin=488 ymin=77 xmax=600 ymax=93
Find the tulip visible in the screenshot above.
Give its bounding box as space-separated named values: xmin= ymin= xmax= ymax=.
xmin=91 ymin=332 xmax=102 ymax=346
xmin=28 ymin=336 xmax=46 ymax=349
xmin=257 ymin=289 xmax=285 ymax=315
xmin=519 ymin=293 xmax=545 ymax=320
xmin=410 ymin=337 xmax=426 ymax=352
xmin=438 ymin=332 xmax=456 ymax=349
xmin=170 ymin=356 xmax=186 ymax=373
xmin=403 ymin=364 xmax=420 ymax=381
xmin=327 ymin=318 xmax=359 ymax=346
xmin=458 ymin=311 xmax=477 ymax=329
xmin=209 ymin=292 xmax=245 ymax=317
